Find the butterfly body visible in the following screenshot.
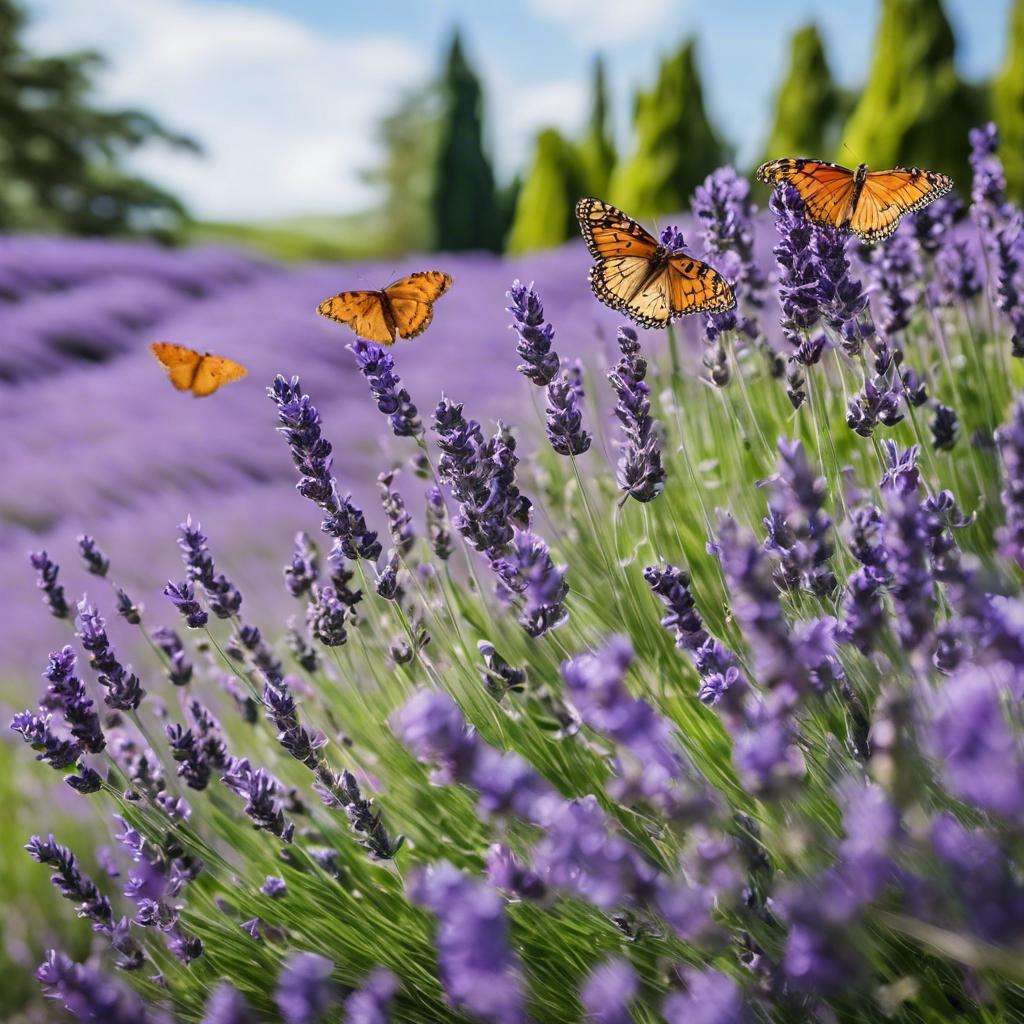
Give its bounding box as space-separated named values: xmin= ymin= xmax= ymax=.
xmin=149 ymin=342 xmax=247 ymax=398
xmin=576 ymin=197 xmax=735 ymax=327
xmin=317 ymin=270 xmax=452 ymax=345
xmin=756 ymin=158 xmax=953 ymax=243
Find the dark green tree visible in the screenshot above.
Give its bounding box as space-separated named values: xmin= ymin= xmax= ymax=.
xmin=610 ymin=39 xmax=726 ymax=219
xmin=430 ymin=31 xmax=502 ymax=252
xmin=507 ymin=128 xmax=585 ymax=254
xmin=578 ymin=54 xmax=616 ymax=196
xmin=993 ymin=0 xmax=1024 ymax=202
xmin=840 ymin=0 xmax=980 ymax=184
xmin=0 ymin=0 xmax=198 ymax=235
xmin=761 ymin=24 xmax=841 ymax=161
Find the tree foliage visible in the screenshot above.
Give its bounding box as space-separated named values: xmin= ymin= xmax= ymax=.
xmin=610 ymin=38 xmax=727 ymax=219
xmin=507 ymin=128 xmax=586 ymax=254
xmin=0 ymin=0 xmax=198 ymax=236
xmin=430 ymin=31 xmax=503 ymax=252
xmin=992 ymin=0 xmax=1024 ymax=202
xmin=840 ymin=0 xmax=980 ymax=183
xmin=761 ymin=24 xmax=842 ymax=162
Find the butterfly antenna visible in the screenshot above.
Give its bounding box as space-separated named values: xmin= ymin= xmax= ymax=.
xmin=841 ymin=141 xmax=863 ymax=165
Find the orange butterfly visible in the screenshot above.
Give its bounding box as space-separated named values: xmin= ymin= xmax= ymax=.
xmin=317 ymin=270 xmax=453 ymax=345
xmin=756 ymin=159 xmax=953 ymax=243
xmin=149 ymin=342 xmax=247 ymax=398
xmin=575 ymin=198 xmax=735 ymax=327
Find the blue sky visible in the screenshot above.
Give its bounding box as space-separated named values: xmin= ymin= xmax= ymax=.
xmin=26 ymin=0 xmax=1012 ymax=221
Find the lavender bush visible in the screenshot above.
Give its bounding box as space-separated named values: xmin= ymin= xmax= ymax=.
xmin=7 ymin=125 xmax=1024 ymax=1022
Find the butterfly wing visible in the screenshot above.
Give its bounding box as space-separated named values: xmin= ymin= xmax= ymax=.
xmin=317 ymin=291 xmax=394 ymax=344
xmin=576 ymin=197 xmax=660 ymax=259
xmin=588 ymin=256 xmax=661 ymax=322
xmin=190 ymin=355 xmax=247 ymax=398
xmin=383 ymin=270 xmax=453 ymax=339
xmin=667 ymin=256 xmax=736 ymax=317
xmin=150 ymin=342 xmax=202 ymax=391
xmin=757 ymin=158 xmax=858 ymax=229
xmin=851 ymin=167 xmax=954 ymax=243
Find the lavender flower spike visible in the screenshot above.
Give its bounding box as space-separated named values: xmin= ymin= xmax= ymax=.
xmin=202 ymin=983 xmax=256 ymax=1024
xmin=581 ymin=957 xmax=638 ymax=1024
xmin=997 ymin=395 xmax=1024 ymax=567
xmin=77 ymin=534 xmax=110 ymax=577
xmin=344 ymin=968 xmax=399 ymax=1024
xmin=29 ymin=550 xmax=69 ymax=619
xmin=608 ymin=326 xmax=665 ymax=503
xmin=43 ymin=646 xmax=105 ymax=754
xmin=507 ymin=279 xmax=560 ymax=386
xmin=37 ymin=952 xmax=156 ymax=1024
xmin=11 ymin=711 xmax=80 ymax=770
xmin=349 ymin=339 xmax=423 ymax=438
xmin=276 ymin=952 xmax=337 ymax=1024
xmin=545 ymin=361 xmax=591 ymax=457
xmin=164 ymin=580 xmax=209 ymax=629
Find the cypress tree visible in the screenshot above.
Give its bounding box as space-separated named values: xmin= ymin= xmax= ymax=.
xmin=578 ymin=54 xmax=616 ymax=196
xmin=993 ymin=0 xmax=1024 ymax=202
xmin=761 ymin=24 xmax=841 ymax=160
xmin=610 ymin=38 xmax=727 ymax=219
xmin=507 ymin=128 xmax=585 ymax=254
xmin=840 ymin=0 xmax=979 ymax=183
xmin=430 ymin=30 xmax=502 ymax=252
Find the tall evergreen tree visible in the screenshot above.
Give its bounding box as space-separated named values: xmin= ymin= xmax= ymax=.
xmin=993 ymin=0 xmax=1024 ymax=202
xmin=430 ymin=31 xmax=502 ymax=252
xmin=761 ymin=24 xmax=841 ymax=161
xmin=578 ymin=54 xmax=616 ymax=196
xmin=610 ymin=38 xmax=727 ymax=219
xmin=507 ymin=128 xmax=585 ymax=254
xmin=0 ymin=0 xmax=198 ymax=235
xmin=840 ymin=0 xmax=979 ymax=184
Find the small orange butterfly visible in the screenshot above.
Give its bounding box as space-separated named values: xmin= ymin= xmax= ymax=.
xmin=317 ymin=270 xmax=453 ymax=345
xmin=575 ymin=198 xmax=735 ymax=328
xmin=756 ymin=159 xmax=953 ymax=243
xmin=150 ymin=342 xmax=247 ymax=397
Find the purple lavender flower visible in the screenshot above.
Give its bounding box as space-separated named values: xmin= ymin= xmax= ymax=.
xmin=114 ymin=587 xmax=142 ymax=625
xmin=285 ymin=531 xmax=320 ymax=598
xmin=11 ymin=710 xmax=81 ymax=770
xmin=580 ymin=957 xmax=638 ymax=1024
xmin=166 ymin=723 xmax=212 ymax=790
xmin=43 ymin=646 xmax=105 ymax=753
xmin=768 ymin=184 xmax=820 ymax=345
xmin=378 ymin=469 xmax=415 ymax=555
xmin=276 ymin=952 xmax=337 ymax=1024
xmin=545 ymin=362 xmax=591 ymax=456
xmin=151 ymin=626 xmax=193 ymax=686
xmin=485 ymin=843 xmax=546 ymax=900
xmin=997 ymin=395 xmax=1024 ymax=566
xmin=492 ymin=528 xmax=568 ymax=637
xmin=37 ymin=951 xmax=154 ymax=1023
xmin=344 ymin=968 xmax=398 ymax=1024
xmin=507 ymin=279 xmax=560 ymax=386
xmin=222 ymin=757 xmax=295 ymax=842
xmin=177 ymin=517 xmax=243 ymax=618
xmin=662 ymin=968 xmax=748 ymax=1024
xmin=374 ymin=552 xmax=402 ymax=601
xmin=202 ymin=983 xmax=255 ymax=1024
xmin=349 ymin=340 xmax=422 ymax=438
xmin=77 ymin=534 xmax=109 ymax=577
xmin=840 ymin=567 xmax=886 ymax=655
xmin=76 ymin=600 xmax=144 ymax=711
xmin=969 ymin=122 xmax=1009 ymax=234
xmin=409 ymin=862 xmax=527 ymax=1024
xmin=871 ymin=228 xmax=921 ymax=341
xmin=261 ymin=875 xmax=287 ymax=898
xmin=29 ymin=549 xmax=69 ymax=619
xmin=935 ymin=237 xmax=983 ymax=305
xmin=881 ymin=486 xmax=934 ymax=655
xmin=164 ymin=580 xmax=209 ymax=629
xmin=607 ymin=326 xmax=665 ymax=503
xmin=27 ymin=834 xmax=113 ymax=930
xmin=425 ymin=485 xmax=453 ymax=561
xmin=306 ymin=584 xmax=348 ymax=646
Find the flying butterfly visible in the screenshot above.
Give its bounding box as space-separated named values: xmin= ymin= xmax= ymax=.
xmin=149 ymin=342 xmax=247 ymax=398
xmin=575 ymin=198 xmax=735 ymax=328
xmin=317 ymin=270 xmax=453 ymax=345
xmin=756 ymin=159 xmax=954 ymax=243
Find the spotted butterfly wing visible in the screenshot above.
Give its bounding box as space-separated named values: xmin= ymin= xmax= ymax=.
xmin=317 ymin=270 xmax=452 ymax=345
xmin=576 ymin=198 xmax=735 ymax=327
xmin=150 ymin=342 xmax=246 ymax=398
xmin=852 ymin=168 xmax=954 ymax=242
xmin=756 ymin=158 xmax=952 ymax=242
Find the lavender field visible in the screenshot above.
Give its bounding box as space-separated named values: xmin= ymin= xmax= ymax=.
xmin=9 ymin=129 xmax=1024 ymax=1024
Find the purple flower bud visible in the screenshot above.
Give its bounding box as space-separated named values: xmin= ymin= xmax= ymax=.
xmin=202 ymin=982 xmax=255 ymax=1024
xmin=276 ymin=952 xmax=336 ymax=1024
xmin=662 ymin=968 xmax=748 ymax=1024
xmin=349 ymin=340 xmax=422 ymax=438
xmin=29 ymin=549 xmax=69 ymax=619
xmin=285 ymin=531 xmax=320 ymax=598
xmin=507 ymin=279 xmax=560 ymax=386
xmin=581 ymin=957 xmax=638 ymax=1024
xmin=37 ymin=951 xmax=153 ymax=1022
xmin=261 ymin=875 xmax=287 ymax=898
xmin=77 ymin=534 xmax=109 ymax=577
xmin=545 ymin=362 xmax=591 ymax=457
xmin=485 ymin=844 xmax=546 ymax=901
xmin=164 ymin=580 xmax=208 ymax=629
xmin=344 ymin=968 xmax=398 ymax=1024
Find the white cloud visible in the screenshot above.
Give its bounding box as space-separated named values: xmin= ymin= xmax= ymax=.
xmin=494 ymin=77 xmax=589 ymax=171
xmin=525 ymin=0 xmax=680 ymax=45
xmin=25 ymin=0 xmax=428 ymax=219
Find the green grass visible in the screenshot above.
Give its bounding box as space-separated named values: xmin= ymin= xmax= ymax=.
xmin=7 ymin=280 xmax=1024 ymax=1022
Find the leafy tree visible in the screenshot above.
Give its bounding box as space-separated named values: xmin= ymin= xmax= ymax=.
xmin=993 ymin=0 xmax=1024 ymax=202
xmin=840 ymin=0 xmax=980 ymax=183
xmin=578 ymin=54 xmax=616 ymax=196
xmin=0 ymin=0 xmax=198 ymax=236
xmin=430 ymin=30 xmax=502 ymax=252
xmin=507 ymin=128 xmax=585 ymax=254
xmin=610 ymin=38 xmax=727 ymax=219
xmin=364 ymin=85 xmax=440 ymax=254
xmin=761 ymin=23 xmax=842 ymax=161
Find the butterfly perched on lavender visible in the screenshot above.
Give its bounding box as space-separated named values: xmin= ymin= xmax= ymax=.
xmin=575 ymin=198 xmax=735 ymax=328
xmin=756 ymin=159 xmax=953 ymax=243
